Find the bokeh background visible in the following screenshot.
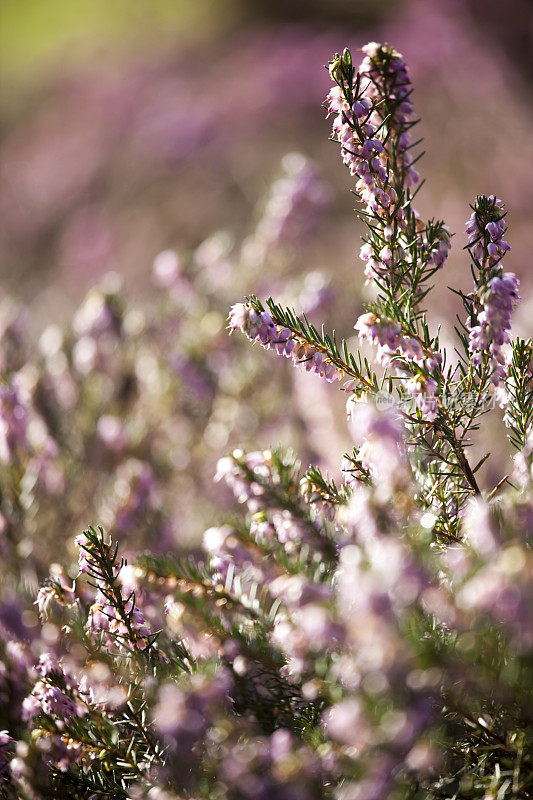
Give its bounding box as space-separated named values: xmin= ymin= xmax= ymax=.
xmin=0 ymin=0 xmax=532 ymax=544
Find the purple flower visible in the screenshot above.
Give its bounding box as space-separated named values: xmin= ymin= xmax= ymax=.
xmin=465 ymin=197 xmax=519 ymax=398
xmin=87 ymin=588 xmax=153 ymax=652
xmin=23 ymin=656 xmax=85 ymax=721
xmin=354 ymin=313 xmax=441 ymax=419
xmin=354 ymin=312 xmax=430 ymax=370
xmin=465 ymin=197 xmax=510 ymax=264
xmin=327 ymin=43 xmax=418 ymax=222
xmin=467 ymin=220 xmax=519 ymax=397
xmin=229 ymin=303 xmax=341 ymax=383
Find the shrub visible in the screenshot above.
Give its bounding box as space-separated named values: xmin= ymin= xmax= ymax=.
xmin=1 ymin=42 xmax=532 ymax=800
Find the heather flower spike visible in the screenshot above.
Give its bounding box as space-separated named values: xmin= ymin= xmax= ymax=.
xmin=464 ymin=195 xmax=520 ymax=402
xmin=228 ymin=301 xmax=342 ymax=382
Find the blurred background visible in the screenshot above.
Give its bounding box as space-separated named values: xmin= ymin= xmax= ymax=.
xmin=1 ymin=0 xmax=532 ymax=323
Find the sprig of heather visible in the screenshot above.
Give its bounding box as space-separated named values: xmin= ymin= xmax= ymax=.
xmin=224 ymin=42 xmax=499 ymax=540
xmin=229 ymin=301 xmax=342 ymax=383
xmin=19 ymin=655 xmax=91 ymax=780
xmin=350 ymin=308 xmax=483 ymax=534
xmin=326 ymin=45 xmax=451 ymax=314
xmin=464 ymin=195 xmax=520 ymax=402
xmin=22 ymin=654 xmax=87 ymax=722
xmin=75 ymin=526 xmax=158 ymax=657
xmin=20 ymin=652 xmax=159 ymax=793
xmin=35 ymin=567 xmax=75 ymax=621
xmin=229 ymin=295 xmax=378 ymax=390
xmin=324 ymin=44 xmax=487 ymax=530
xmin=19 ymin=532 xmax=184 ymax=797
xmin=215 ymin=447 xmax=337 ymax=565
xmin=300 ymin=464 xmax=354 ymax=510
xmin=140 ymin=551 xmax=318 ymax=736
xmin=144 ymin=549 xmax=276 ymax=642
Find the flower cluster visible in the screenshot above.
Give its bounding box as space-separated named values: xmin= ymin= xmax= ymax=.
xmin=424 ymin=223 xmax=452 ymax=269
xmin=229 ymin=302 xmax=341 ymax=382
xmin=22 ymin=655 xmax=85 ymax=721
xmin=465 ymin=196 xmax=511 ymax=264
xmin=326 ymin=43 xmax=414 ymax=215
xmin=354 ymin=312 xmax=440 ymax=371
xmin=215 ymin=448 xmax=332 ymax=562
xmin=35 ymin=568 xmax=75 ymax=621
xmin=87 ymin=589 xmax=152 ymax=652
xmin=465 ymin=196 xmax=520 ymax=399
xmin=469 ymin=273 xmax=520 ymax=386
xmin=327 ymin=43 xmax=455 ymax=325
xmin=76 ymin=530 xmax=155 ymax=653
xmin=354 ymin=312 xmax=441 ymax=419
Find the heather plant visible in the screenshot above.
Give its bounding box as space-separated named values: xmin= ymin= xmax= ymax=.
xmin=1 ymin=42 xmax=533 ymax=800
